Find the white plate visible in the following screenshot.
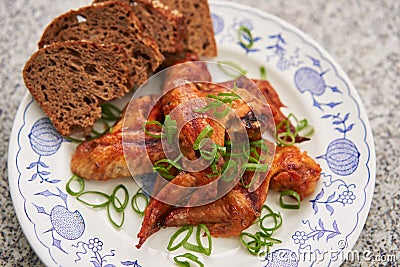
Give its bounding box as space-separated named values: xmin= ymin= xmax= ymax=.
xmin=8 ymin=1 xmax=375 ymax=266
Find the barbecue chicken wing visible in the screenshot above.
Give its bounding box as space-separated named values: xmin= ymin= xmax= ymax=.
xmin=70 ymin=95 xmax=164 ymax=181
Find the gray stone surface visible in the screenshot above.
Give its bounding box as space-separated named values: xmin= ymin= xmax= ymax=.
xmin=0 ymin=0 xmax=398 ymax=266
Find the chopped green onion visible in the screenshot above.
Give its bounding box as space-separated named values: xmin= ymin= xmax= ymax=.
xmin=107 ymin=196 xmax=125 ymax=228
xmin=275 ymin=113 xmax=314 ymax=146
xmin=259 ymin=212 xmax=282 ymax=233
xmin=194 ymin=91 xmax=240 ymax=119
xmin=240 ymin=232 xmax=262 ymax=255
xmin=260 ymin=66 xmax=267 ymax=80
xmin=197 ymin=224 xmax=212 ymax=256
xmin=67 ymin=183 xmax=130 ymax=228
xmin=183 ymin=224 xmax=212 ymax=256
xmin=154 ymin=158 xmax=183 ymax=172
xmin=168 ymin=226 xmax=194 ymax=251
xmin=193 ymin=125 xmax=214 ymax=150
xmin=143 ymin=120 xmax=163 ymax=138
xmin=279 ymin=190 xmax=301 ymax=209
xmin=238 ymin=26 xmax=255 ymax=49
xmin=153 ymin=154 xmax=183 ymax=180
xmin=131 ymin=189 xmax=149 ymax=216
xmin=111 ymin=184 xmax=129 ymax=212
xmin=66 ymin=174 xmax=85 ymax=196
xmin=250 ymin=139 xmax=269 ymax=153
xmin=173 ymin=253 xmax=204 ymax=267
xmin=220 ymin=160 xmax=238 ymax=182
xmin=296 ymin=118 xmax=314 ymax=137
xmin=261 ymin=204 xmax=274 ymax=215
xmin=164 ymin=115 xmax=177 ymax=144
xmin=214 ymin=105 xmax=231 ymax=119
xmin=240 ymin=205 xmax=282 ymax=257
xmin=275 ymin=118 xmax=296 ymax=146
xmin=101 ymin=103 xmax=121 ymax=121
xmin=242 ymin=163 xmax=269 ymax=172
xmin=217 ymin=60 xmax=248 ymax=78
xmin=153 ymin=166 xmax=176 ymax=180
xmin=76 ymin=191 xmax=111 ymax=208
xmin=199 ymin=141 xmax=217 ymax=161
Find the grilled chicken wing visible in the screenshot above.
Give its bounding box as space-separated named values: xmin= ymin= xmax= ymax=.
xmin=160 ymin=145 xmax=320 ymax=238
xmin=164 ymin=185 xmax=259 ymax=237
xmin=137 ymin=60 xmax=227 ymax=248
xmin=163 ymin=167 xmax=272 ymax=237
xmin=219 ymin=77 xmax=309 ymax=143
xmin=71 ymin=95 xmax=164 ymax=181
xmin=269 ymin=145 xmax=321 ymax=200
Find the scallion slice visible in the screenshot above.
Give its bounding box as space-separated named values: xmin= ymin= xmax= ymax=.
xmin=107 ymin=196 xmax=125 ymax=228
xmin=131 ymin=189 xmax=149 ymax=216
xmin=182 ymin=224 xmax=212 ymax=256
xmin=173 ymin=253 xmax=204 ymax=267
xmin=279 ymin=189 xmax=301 ymax=209
xmin=110 ymin=184 xmax=129 ymax=212
xmin=143 ymin=120 xmax=163 ymax=138
xmin=260 ymin=66 xmax=267 ymax=80
xmin=66 ymin=174 xmax=85 ymax=196
xmin=196 ymin=224 xmax=212 ymax=256
xmin=193 ymin=125 xmax=214 ymax=150
xmin=164 ymin=115 xmax=177 ymax=144
xmin=76 ymin=191 xmax=111 ymax=208
xmin=217 ymin=60 xmax=248 ymax=78
xmin=242 ymin=163 xmax=269 ymax=172
xmin=168 ymin=226 xmax=194 ymax=251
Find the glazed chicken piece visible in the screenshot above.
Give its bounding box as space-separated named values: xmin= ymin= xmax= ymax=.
xmin=71 ymin=95 xmax=164 ymax=181
xmin=163 ymin=168 xmax=271 ymax=237
xmin=219 ymin=77 xmax=309 ymax=143
xmin=159 ymin=145 xmax=320 ymax=238
xmin=137 ymin=60 xmax=229 ymax=248
xmin=269 ymin=145 xmax=321 ymax=200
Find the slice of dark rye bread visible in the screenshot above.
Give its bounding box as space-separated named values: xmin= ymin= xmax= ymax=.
xmin=23 ymin=41 xmax=132 ymax=136
xmin=158 ymin=0 xmax=217 ymax=58
xmin=38 ymin=1 xmax=164 ymax=86
xmin=92 ymin=0 xmax=186 ymax=54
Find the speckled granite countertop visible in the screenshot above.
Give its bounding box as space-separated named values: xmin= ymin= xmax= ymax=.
xmin=0 ymin=0 xmax=398 ymax=266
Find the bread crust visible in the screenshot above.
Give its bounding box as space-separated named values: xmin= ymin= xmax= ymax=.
xmin=158 ymin=0 xmax=217 ymax=57
xmin=38 ymin=0 xmax=164 ymax=85
xmin=92 ymin=0 xmax=187 ymax=53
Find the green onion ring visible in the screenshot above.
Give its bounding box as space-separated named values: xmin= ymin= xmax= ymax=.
xmin=237 ymin=26 xmax=255 ymax=49
xmin=66 ymin=174 xmax=85 ymax=196
xmin=279 ymin=189 xmax=301 ymax=209
xmin=259 ymin=212 xmax=282 ymax=232
xmin=193 ymin=125 xmax=214 ymax=150
xmin=217 ymin=60 xmax=248 ymax=78
xmin=196 ymin=224 xmax=212 ymax=256
xmin=260 ymin=66 xmax=267 ymax=80
xmin=76 ymin=191 xmax=111 ymax=208
xmin=143 ymin=120 xmax=163 ymax=138
xmin=242 ymin=163 xmax=269 ymax=172
xmin=153 ymin=166 xmax=176 ymax=180
xmin=110 ymin=184 xmax=129 ymax=212
xmin=107 ymin=196 xmax=125 ymax=228
xmin=168 ymin=226 xmax=194 ymax=251
xmin=131 ymin=189 xmax=149 ymax=216
xmin=173 ymin=253 xmax=204 ymax=267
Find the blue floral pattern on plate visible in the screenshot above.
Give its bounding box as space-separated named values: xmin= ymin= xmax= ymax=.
xmin=8 ymin=1 xmax=375 ymax=266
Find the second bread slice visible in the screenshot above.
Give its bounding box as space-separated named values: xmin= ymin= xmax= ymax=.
xmin=38 ymin=1 xmax=164 ymax=87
